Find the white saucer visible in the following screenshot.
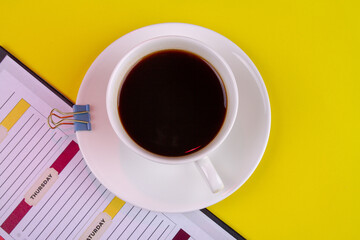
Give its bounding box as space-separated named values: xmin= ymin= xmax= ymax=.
xmin=76 ymin=23 xmax=271 ymax=213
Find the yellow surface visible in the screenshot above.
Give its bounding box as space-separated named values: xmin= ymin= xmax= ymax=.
xmin=1 ymin=0 xmax=359 ymax=239
xmin=0 ymin=98 xmax=30 ymax=130
xmin=103 ymin=197 xmax=126 ymax=219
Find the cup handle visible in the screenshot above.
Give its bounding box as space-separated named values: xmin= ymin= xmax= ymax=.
xmin=195 ymin=156 xmax=224 ymax=193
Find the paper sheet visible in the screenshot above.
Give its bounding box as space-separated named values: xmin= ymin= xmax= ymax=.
xmin=0 ymin=51 xmax=241 ymax=240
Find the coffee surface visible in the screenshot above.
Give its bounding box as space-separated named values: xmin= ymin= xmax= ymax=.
xmin=119 ymin=50 xmax=226 ymax=157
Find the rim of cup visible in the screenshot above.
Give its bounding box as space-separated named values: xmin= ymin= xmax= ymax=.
xmin=106 ymin=35 xmax=239 ymax=164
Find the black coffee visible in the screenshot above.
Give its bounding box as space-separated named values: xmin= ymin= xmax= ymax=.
xmin=119 ymin=50 xmax=227 ymax=157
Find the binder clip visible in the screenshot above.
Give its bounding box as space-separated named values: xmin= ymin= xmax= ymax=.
xmin=47 ymin=105 xmax=91 ymax=131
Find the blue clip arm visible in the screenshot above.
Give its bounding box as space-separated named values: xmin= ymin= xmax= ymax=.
xmin=73 ymin=105 xmax=91 ymax=131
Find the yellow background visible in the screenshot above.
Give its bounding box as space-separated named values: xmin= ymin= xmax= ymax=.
xmin=1 ymin=0 xmax=359 ymax=239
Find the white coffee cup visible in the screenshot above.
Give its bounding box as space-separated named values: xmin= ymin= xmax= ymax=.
xmin=106 ymin=35 xmax=238 ymax=193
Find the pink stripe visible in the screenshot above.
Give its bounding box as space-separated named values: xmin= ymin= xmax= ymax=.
xmin=50 ymin=141 xmax=79 ymax=173
xmin=172 ymin=229 xmax=190 ymax=240
xmin=185 ymin=146 xmax=201 ymax=153
xmin=1 ymin=199 xmax=32 ymax=234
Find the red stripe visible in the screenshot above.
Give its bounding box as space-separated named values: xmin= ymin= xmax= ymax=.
xmin=0 ymin=235 xmax=4 ymax=240
xmin=172 ymin=229 xmax=190 ymax=240
xmin=50 ymin=141 xmax=79 ymax=173
xmin=1 ymin=199 xmax=32 ymax=234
